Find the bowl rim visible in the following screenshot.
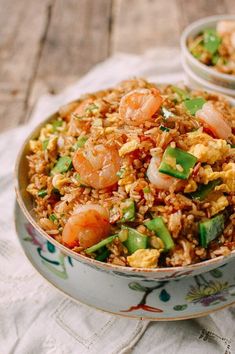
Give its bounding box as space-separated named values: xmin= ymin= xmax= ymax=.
xmin=180 ymin=14 xmax=235 ymax=84
xmin=182 ymin=55 xmax=235 ymax=96
xmin=14 ymin=91 xmax=235 ymax=275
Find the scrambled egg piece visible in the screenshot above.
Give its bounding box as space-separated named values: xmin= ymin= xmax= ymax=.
xmin=52 ymin=173 xmax=70 ymax=189
xmin=29 ymin=140 xmax=41 ymax=153
xmin=119 ymin=140 xmax=139 ymax=157
xmin=189 ymin=139 xmax=229 ymax=164
xmin=184 ymin=178 xmax=197 ymax=193
xmin=210 ymin=195 xmax=229 ymax=216
xmin=201 ymin=162 xmax=235 ymax=193
xmin=186 ymin=130 xmax=213 ymax=147
xmin=127 ymin=249 xmax=162 ymax=268
xmin=47 ymin=136 xmax=58 ymax=152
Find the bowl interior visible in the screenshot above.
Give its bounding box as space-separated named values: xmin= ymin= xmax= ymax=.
xmin=181 ymin=14 xmax=235 ymax=83
xmin=15 ymin=90 xmax=235 ymax=276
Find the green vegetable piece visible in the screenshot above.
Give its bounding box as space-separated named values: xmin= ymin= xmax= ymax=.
xmin=73 ymin=136 xmax=88 ymax=150
xmin=160 ymin=125 xmax=170 ymax=132
xmin=49 ymin=214 xmax=58 ymax=222
xmin=189 ymin=179 xmax=221 ymax=200
xmin=161 ymin=107 xmax=174 ymax=120
xmin=203 ymin=29 xmax=221 ymax=55
xmin=51 ymin=156 xmax=72 ymax=175
xmin=85 ymin=103 xmax=99 ymax=113
xmin=120 ymin=199 xmax=135 ymax=222
xmin=192 ymin=52 xmax=202 ymax=60
xmin=52 ymin=120 xmax=63 ymax=132
xmin=199 ymin=214 xmax=225 ymax=248
xmin=159 ymin=146 xmax=197 ymax=180
xmin=172 ymin=86 xmax=190 ymax=100
xmin=42 ymin=139 xmax=49 ymax=151
xmin=95 ymin=248 xmax=110 ymax=262
xmin=123 ymin=227 xmax=148 ymax=254
xmin=212 ymin=52 xmax=220 ymax=65
xmin=143 ymin=186 xmax=150 ymax=193
xmin=116 ymin=168 xmax=125 ymax=178
xmin=38 ymin=189 xmax=47 ymax=198
xmin=144 ymin=217 xmax=174 ymax=251
xmin=184 ymin=97 xmax=206 ymax=115
xmin=85 ymin=235 xmax=118 ymax=254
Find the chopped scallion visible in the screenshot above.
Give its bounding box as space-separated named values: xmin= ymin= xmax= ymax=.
xmin=38 ymin=189 xmax=47 ymax=198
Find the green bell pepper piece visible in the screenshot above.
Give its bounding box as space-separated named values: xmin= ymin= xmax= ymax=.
xmin=144 ymin=217 xmax=174 ymax=251
xmin=199 ymin=214 xmax=225 ymax=248
xmin=51 ymin=156 xmax=72 ymax=175
xmin=123 ymin=227 xmax=148 ymax=254
xmin=184 ymin=97 xmax=206 ymax=115
xmin=189 ymin=179 xmax=221 ymax=200
xmin=120 ymin=199 xmax=135 ymax=222
xmin=85 ymin=235 xmax=118 ymax=254
xmin=159 ymin=146 xmax=197 ymax=179
xmin=203 ymin=29 xmax=221 ymax=55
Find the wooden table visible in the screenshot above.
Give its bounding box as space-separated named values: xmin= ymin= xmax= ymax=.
xmin=0 ymin=0 xmax=234 ymax=133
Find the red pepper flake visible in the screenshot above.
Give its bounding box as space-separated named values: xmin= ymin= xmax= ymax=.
xmin=192 ymin=162 xmax=201 ymax=177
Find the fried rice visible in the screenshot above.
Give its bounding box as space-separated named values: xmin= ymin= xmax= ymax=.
xmin=188 ymin=20 xmax=235 ymax=75
xmin=26 ymin=78 xmax=235 ymax=268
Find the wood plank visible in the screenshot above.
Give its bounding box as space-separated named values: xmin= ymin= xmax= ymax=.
xmin=0 ymin=0 xmax=53 ymax=132
xmin=111 ymin=0 xmax=181 ymax=53
xmin=225 ymin=0 xmax=235 ymax=12
xmin=177 ymin=0 xmax=227 ymax=30
xmin=28 ymin=0 xmax=112 ymax=117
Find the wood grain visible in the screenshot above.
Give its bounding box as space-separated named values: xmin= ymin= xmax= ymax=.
xmin=0 ymin=0 xmax=234 ymax=133
xmin=0 ymin=0 xmax=53 ymax=131
xmin=177 ymin=0 xmax=227 ymax=30
xmin=225 ymin=0 xmax=235 ymax=12
xmin=28 ymin=0 xmax=112 ymax=118
xmin=111 ymin=0 xmax=181 ymax=53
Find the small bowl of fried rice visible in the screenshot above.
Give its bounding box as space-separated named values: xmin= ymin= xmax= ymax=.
xmin=15 ymin=78 xmax=235 ymax=281
xmin=181 ymin=15 xmax=235 ymax=93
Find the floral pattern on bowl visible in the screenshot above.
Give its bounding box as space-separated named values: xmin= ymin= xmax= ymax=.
xmin=15 ymin=201 xmax=235 ymax=320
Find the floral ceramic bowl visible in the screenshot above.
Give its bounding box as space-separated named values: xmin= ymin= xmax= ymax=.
xmin=15 ymin=99 xmax=235 ymax=282
xmin=181 ymin=15 xmax=235 ymax=91
xmin=15 ymin=201 xmax=235 ymax=320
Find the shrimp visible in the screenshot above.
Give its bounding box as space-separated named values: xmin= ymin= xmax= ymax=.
xmin=147 ymin=156 xmax=176 ymax=190
xmin=62 ymin=204 xmax=110 ymax=248
xmin=119 ymin=88 xmax=163 ymax=126
xmin=72 ymin=144 xmax=121 ymax=189
xmin=216 ymin=20 xmax=235 ymax=36
xmin=73 ymin=98 xmax=94 ymax=117
xmin=68 ymin=98 xmax=93 ymax=135
xmin=196 ymin=102 xmax=232 ymax=140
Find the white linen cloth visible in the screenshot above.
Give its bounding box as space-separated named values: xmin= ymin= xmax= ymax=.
xmin=0 ymin=48 xmax=234 ymax=354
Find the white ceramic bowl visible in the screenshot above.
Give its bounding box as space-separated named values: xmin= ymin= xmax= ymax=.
xmin=182 ymin=56 xmax=235 ymax=97
xmin=14 ymin=93 xmax=235 ymax=282
xmin=181 ymin=15 xmax=235 ymax=91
